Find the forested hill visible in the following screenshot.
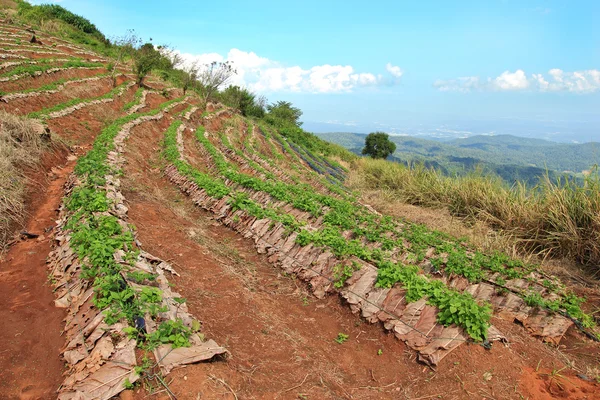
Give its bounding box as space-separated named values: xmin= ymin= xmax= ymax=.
xmin=316 ymin=132 xmax=600 ymax=185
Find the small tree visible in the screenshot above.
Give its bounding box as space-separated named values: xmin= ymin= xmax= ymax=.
xmin=110 ymin=29 xmax=139 ymax=87
xmin=266 ymin=101 xmax=303 ymax=127
xmin=362 ymin=132 xmax=396 ymax=159
xmin=132 ymin=42 xmax=164 ymax=86
xmin=180 ymin=62 xmax=200 ymax=95
xmin=197 ymin=61 xmax=236 ymax=104
xmin=220 ymin=85 xmax=265 ymax=118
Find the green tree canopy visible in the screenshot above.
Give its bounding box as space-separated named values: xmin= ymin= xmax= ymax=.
xmin=362 ymin=132 xmax=397 ymax=159
xmin=220 ymin=86 xmax=266 ymax=118
xmin=266 ymin=101 xmax=303 ymax=128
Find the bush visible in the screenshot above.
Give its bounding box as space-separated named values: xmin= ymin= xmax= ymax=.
xmin=16 ymin=1 xmax=108 ymax=44
xmin=220 ymin=86 xmax=265 ymax=118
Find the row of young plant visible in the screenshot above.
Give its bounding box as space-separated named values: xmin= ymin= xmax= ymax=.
xmin=193 ymin=123 xmax=597 ymax=333
xmin=0 ymin=57 xmax=103 ymax=78
xmin=216 ymin=117 xmax=334 ymax=190
xmin=64 ymin=98 xmax=195 ymax=351
xmin=253 ymin=121 xmax=284 ymax=161
xmin=122 ymin=86 xmax=144 ymax=111
xmin=0 ymin=73 xmax=110 ymax=97
xmin=217 ymin=129 xmax=279 ymax=182
xmin=164 ymin=121 xmax=304 ymax=231
xmin=27 ymin=80 xmax=132 ymax=119
xmin=242 ymin=121 xmax=302 ymax=184
xmin=165 ymin=122 xmax=495 ymax=341
xmin=259 ymin=122 xmax=353 ymax=199
xmin=206 ymin=117 xmax=356 ymax=212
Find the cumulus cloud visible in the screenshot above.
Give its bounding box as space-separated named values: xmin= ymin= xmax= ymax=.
xmin=434 ymin=69 xmax=600 ymax=93
xmin=174 ymin=48 xmax=403 ymax=93
xmin=493 ymin=69 xmax=529 ymax=90
xmin=386 ymin=63 xmax=403 ymax=78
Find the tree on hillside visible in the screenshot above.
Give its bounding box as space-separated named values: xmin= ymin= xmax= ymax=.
xmin=179 ymin=62 xmax=200 ymax=95
xmin=362 ymin=132 xmax=396 ymax=159
xmin=220 ymin=85 xmax=266 ymax=118
xmin=132 ymin=42 xmax=166 ymax=86
xmin=110 ymin=29 xmax=139 ymax=87
xmin=266 ymin=101 xmax=303 ymax=128
xmin=197 ymin=61 xmax=236 ymax=104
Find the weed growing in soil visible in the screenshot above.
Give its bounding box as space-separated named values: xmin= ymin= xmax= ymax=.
xmin=335 ymin=333 xmax=349 ymax=344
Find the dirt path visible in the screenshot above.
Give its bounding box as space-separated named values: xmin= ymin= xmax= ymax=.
xmin=0 ymin=149 xmax=73 ymax=399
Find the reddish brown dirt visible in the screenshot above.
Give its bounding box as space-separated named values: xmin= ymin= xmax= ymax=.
xmin=0 ymin=50 xmax=71 ymax=60
xmin=520 ymin=367 xmax=598 ymax=399
xmin=45 ymin=84 xmax=137 ymax=145
xmin=0 ymin=147 xmax=73 ymax=399
xmin=0 ymin=66 xmax=106 ymax=93
xmin=0 ymin=76 xmax=123 ymax=116
xmin=120 ymin=115 xmax=600 ymax=400
xmin=0 ymin=71 xmax=136 ymax=398
xmin=138 ymin=92 xmax=170 ymax=113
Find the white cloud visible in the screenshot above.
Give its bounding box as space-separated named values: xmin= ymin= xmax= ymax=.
xmin=434 ymin=69 xmax=600 ymax=93
xmin=386 ymin=63 xmax=403 ymax=78
xmin=493 ymin=69 xmax=529 ymax=90
xmin=175 ymin=48 xmax=402 ymax=93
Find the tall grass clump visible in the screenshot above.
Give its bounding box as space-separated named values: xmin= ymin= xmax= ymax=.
xmin=0 ymin=111 xmax=46 ymax=251
xmin=351 ymin=157 xmax=600 ymax=269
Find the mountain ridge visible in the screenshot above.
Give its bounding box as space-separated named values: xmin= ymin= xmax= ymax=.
xmin=315 ymin=131 xmax=600 ymax=184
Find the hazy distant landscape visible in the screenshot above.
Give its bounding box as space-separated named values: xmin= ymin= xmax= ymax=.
xmin=304 ymin=114 xmax=600 ymax=144
xmin=316 ymin=131 xmax=600 ymax=185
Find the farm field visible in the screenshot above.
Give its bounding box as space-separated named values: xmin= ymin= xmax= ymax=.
xmin=0 ymin=5 xmax=599 ymax=400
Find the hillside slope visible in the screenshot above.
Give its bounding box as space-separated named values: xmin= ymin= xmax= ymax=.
xmin=0 ymin=5 xmax=599 ymax=400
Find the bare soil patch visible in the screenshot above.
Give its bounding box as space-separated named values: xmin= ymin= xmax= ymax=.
xmin=0 ymin=147 xmax=73 ymax=399
xmin=0 ymin=76 xmax=119 ymax=116
xmin=0 ymin=66 xmax=106 ymax=93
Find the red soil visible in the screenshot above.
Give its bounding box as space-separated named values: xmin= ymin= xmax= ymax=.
xmin=0 ymin=67 xmax=106 ymax=93
xmin=0 ymin=76 xmax=124 ymax=116
xmin=0 ymin=147 xmax=73 ymax=399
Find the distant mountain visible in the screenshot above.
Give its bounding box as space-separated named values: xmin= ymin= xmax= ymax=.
xmin=315 ymin=132 xmax=600 ymax=185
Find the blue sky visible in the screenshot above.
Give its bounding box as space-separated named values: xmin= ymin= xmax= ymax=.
xmin=34 ymin=0 xmax=600 ymax=141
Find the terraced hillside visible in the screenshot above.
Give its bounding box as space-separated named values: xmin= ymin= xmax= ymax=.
xmin=0 ymin=15 xmax=599 ymax=400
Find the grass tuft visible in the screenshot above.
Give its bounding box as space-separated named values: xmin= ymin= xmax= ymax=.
xmin=350 ymin=158 xmax=600 ymax=269
xmin=0 ymin=110 xmax=46 ymax=251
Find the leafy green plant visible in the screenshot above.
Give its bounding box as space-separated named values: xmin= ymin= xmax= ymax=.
xmin=332 ymin=263 xmax=357 ymax=289
xmin=145 ymin=319 xmax=192 ymax=350
xmin=335 ymin=333 xmax=349 ymax=344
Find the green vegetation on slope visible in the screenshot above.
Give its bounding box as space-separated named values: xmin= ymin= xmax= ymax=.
xmin=164 ymin=113 xmax=596 ymax=339
xmin=14 ymin=0 xmax=110 ymax=50
xmin=66 ymin=97 xmax=194 ymax=350
xmin=351 ymin=157 xmax=600 ymax=269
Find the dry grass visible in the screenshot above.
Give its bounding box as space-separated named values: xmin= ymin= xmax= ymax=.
xmin=349 ymin=157 xmax=600 ymax=274
xmin=0 ymin=110 xmax=45 ymax=251
xmin=0 ymin=0 xmax=17 ymax=10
